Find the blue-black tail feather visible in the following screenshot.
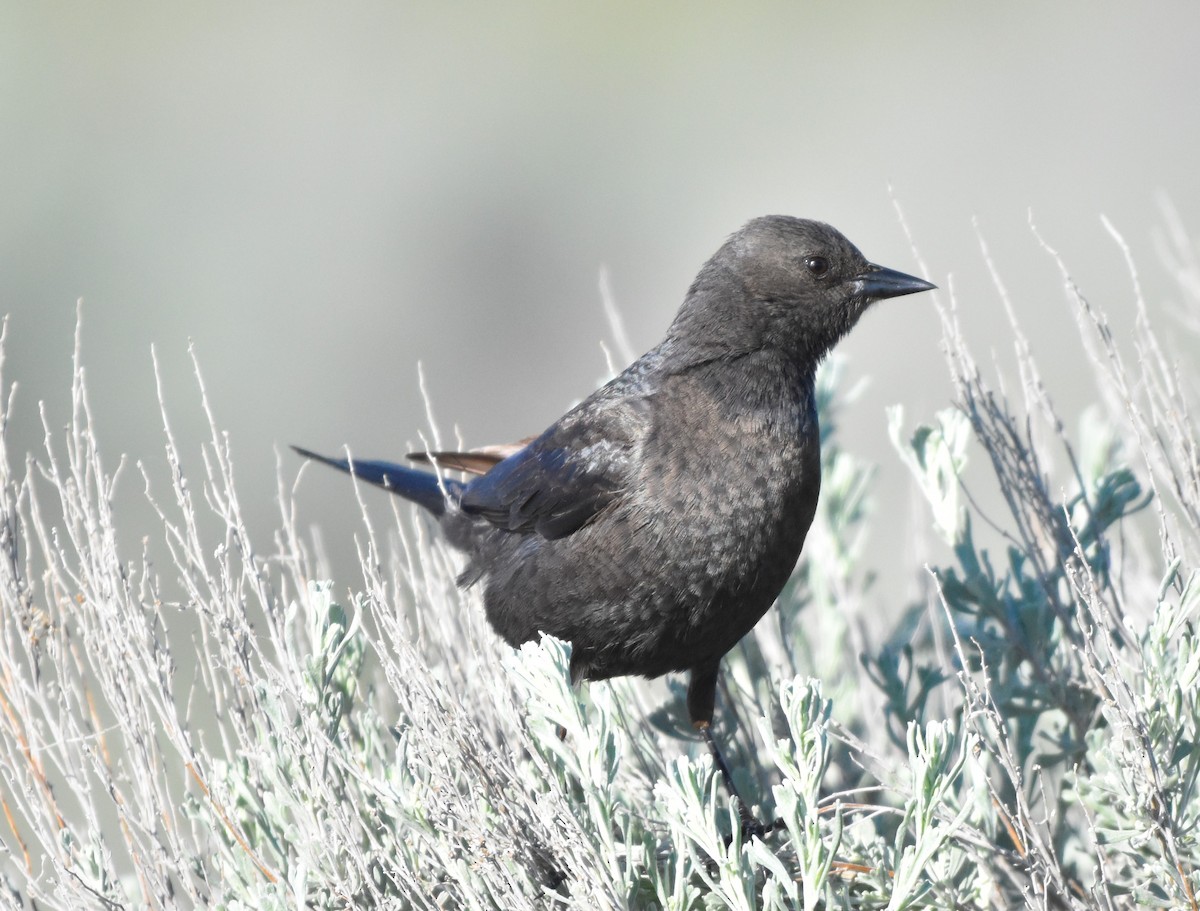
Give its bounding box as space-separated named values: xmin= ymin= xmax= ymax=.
xmin=291 ymin=445 xmax=461 ymax=516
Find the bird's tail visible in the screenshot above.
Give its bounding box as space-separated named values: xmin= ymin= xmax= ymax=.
xmin=291 ymin=445 xmax=462 ymax=516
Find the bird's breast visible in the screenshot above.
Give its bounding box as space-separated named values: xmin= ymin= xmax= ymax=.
xmin=633 ymin=365 xmax=821 ymax=639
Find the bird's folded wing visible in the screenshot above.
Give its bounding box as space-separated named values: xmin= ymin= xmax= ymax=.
xmin=406 ymin=439 xmax=535 ymax=476
xmin=458 ymin=399 xmax=645 ymax=540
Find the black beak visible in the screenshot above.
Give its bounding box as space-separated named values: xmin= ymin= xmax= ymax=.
xmin=849 ymin=264 xmax=937 ymax=300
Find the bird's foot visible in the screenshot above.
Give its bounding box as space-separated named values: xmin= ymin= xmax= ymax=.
xmin=693 ymin=719 xmax=785 ymax=842
xmin=733 ymin=803 xmax=786 ymax=842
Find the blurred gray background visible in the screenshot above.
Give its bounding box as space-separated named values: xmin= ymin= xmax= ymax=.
xmin=2 ymin=2 xmax=1198 ymax=602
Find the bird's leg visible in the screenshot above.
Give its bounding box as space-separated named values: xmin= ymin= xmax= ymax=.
xmin=693 ymin=720 xmax=770 ymax=838
xmin=557 ymin=651 xmax=588 ymax=741
xmin=688 ymin=664 xmax=781 ymax=840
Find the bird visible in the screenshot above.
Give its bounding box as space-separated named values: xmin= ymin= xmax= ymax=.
xmin=294 ymin=215 xmax=935 ymax=835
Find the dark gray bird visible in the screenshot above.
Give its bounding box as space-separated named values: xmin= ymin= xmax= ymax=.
xmin=295 ymin=216 xmax=934 ymax=834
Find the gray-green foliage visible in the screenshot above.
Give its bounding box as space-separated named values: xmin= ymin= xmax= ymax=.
xmin=1 ymin=217 xmax=1199 ymax=909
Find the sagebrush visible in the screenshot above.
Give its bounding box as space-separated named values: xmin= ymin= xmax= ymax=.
xmin=1 ymin=212 xmax=1198 ymax=909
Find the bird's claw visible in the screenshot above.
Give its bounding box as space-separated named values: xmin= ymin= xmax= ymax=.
xmin=732 ymin=804 xmax=786 ymax=843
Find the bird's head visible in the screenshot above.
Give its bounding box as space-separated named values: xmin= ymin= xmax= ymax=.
xmin=669 ymin=215 xmax=935 ymax=366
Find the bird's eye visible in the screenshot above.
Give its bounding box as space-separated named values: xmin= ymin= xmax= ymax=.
xmin=804 ymin=256 xmax=830 ymax=277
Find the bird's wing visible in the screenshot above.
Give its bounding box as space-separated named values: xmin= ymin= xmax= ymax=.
xmin=458 ymin=396 xmax=647 ymax=540
xmin=406 ymin=438 xmax=536 ymax=476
